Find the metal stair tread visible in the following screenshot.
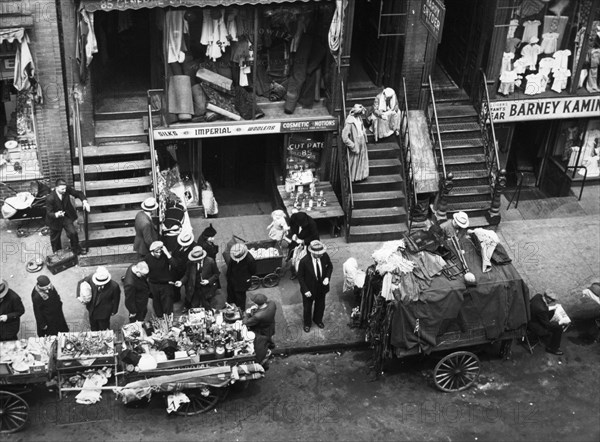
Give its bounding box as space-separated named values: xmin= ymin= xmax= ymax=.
xmin=370 ymin=159 xmax=401 ymax=167
xmin=88 ymin=227 xmax=136 ymax=241
xmin=351 ymin=207 xmax=407 ymax=218
xmin=73 ymin=159 xmax=152 ymax=174
xmin=350 ymin=223 xmax=404 ymax=234
xmin=449 ymin=185 xmax=492 ymax=196
xmin=450 ymin=169 xmax=489 ymax=179
xmin=355 ymin=174 xmax=403 ymax=184
xmin=436 ymin=105 xmax=478 ymax=118
xmin=447 ymin=201 xmax=491 ymax=211
xmin=81 ymin=143 xmax=150 ymax=157
xmin=368 ymin=142 xmax=399 ymax=151
xmin=75 ymin=175 xmax=152 ymax=191
xmin=443 ymin=154 xmax=486 ymax=165
xmin=435 ymin=122 xmax=480 ymax=132
xmin=87 ymin=209 xmax=139 ymax=224
xmin=442 ymin=138 xmax=484 ymax=148
xmin=352 ymin=191 xmax=404 ymax=201
xmin=76 ymin=192 xmax=153 ymax=207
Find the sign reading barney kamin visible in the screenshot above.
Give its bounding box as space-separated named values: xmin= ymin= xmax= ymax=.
xmin=489 ymin=97 xmax=600 ymax=122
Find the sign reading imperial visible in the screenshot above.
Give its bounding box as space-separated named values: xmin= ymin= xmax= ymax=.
xmin=489 ymin=96 xmax=600 ymax=122
xmin=153 ymin=118 xmax=337 ymax=140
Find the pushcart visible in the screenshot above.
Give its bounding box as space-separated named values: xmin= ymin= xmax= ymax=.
xmin=0 ymin=180 xmax=51 ymax=237
xmin=223 ymin=235 xmax=285 ymax=291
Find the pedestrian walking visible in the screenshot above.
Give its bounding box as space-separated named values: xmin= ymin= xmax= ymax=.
xmin=0 ymin=279 xmax=25 ymax=341
xmin=197 ymin=223 xmax=219 ymax=260
xmin=31 ymin=275 xmax=69 ymax=336
xmin=296 ymin=240 xmax=333 ymax=333
xmin=145 ymin=241 xmax=181 ymax=317
xmin=181 ymin=246 xmax=220 ymax=310
xmin=45 ymin=178 xmax=91 ymax=256
xmin=226 ymin=243 xmax=256 ymax=310
xmin=133 ymin=197 xmax=159 ymax=260
xmin=124 ymin=261 xmax=151 ymax=322
xmin=76 ymin=266 xmax=121 ymax=331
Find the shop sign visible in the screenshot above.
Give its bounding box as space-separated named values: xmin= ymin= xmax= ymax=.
xmin=153 ymin=118 xmax=337 ymax=140
xmin=489 ymin=96 xmax=600 ymax=123
xmin=420 ymin=0 xmax=445 ymax=42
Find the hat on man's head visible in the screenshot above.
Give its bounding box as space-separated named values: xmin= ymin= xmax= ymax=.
xmin=149 ymin=241 xmax=164 ymax=252
xmin=188 ymin=246 xmax=207 ymax=262
xmin=0 ymin=279 xmax=9 ymax=298
xmin=587 ymin=282 xmax=600 ymax=297
xmin=308 ymin=240 xmax=327 ymax=256
xmin=92 ymin=266 xmax=111 ymax=286
xmin=230 ymin=243 xmax=248 ymax=262
xmin=202 ymin=223 xmax=217 ymax=238
xmin=36 ymin=275 xmax=51 ymax=288
xmin=453 ymin=211 xmax=470 ymax=229
xmin=141 ymin=197 xmax=159 ymax=212
xmin=177 ymin=231 xmax=194 ymax=247
xmin=543 ymin=290 xmax=557 ymax=302
xmin=251 ymin=293 xmax=268 ymax=306
xmin=134 ymin=261 xmax=149 ymax=275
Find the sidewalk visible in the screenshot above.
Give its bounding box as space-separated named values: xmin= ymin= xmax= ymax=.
xmin=1 ymin=199 xmax=599 ymax=353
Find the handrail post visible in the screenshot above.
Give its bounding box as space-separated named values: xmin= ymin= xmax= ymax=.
xmin=565 ymin=165 xmax=588 ymax=200
xmin=427 ymin=76 xmax=447 ymax=178
xmin=73 ymin=86 xmax=89 ymax=252
xmin=487 ymin=168 xmax=506 ymax=225
xmin=147 ymin=90 xmax=162 ymax=199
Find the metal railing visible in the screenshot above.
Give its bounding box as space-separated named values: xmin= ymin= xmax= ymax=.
xmin=425 ymin=76 xmax=447 ymax=179
xmin=399 ymin=77 xmax=417 ymax=232
xmin=72 ymin=87 xmax=89 ymax=251
xmin=475 ymin=70 xmax=501 ymax=189
xmin=339 ymin=79 xmax=353 ymax=240
xmin=565 ymin=165 xmax=588 ymax=201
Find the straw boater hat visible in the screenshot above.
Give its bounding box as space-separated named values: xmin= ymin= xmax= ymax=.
xmin=308 ymin=240 xmax=327 ymax=256
xmin=134 ymin=261 xmax=149 ymax=276
xmin=141 ymin=197 xmax=158 ymax=212
xmin=188 ymin=246 xmax=207 ymax=262
xmin=149 ymin=241 xmax=164 ymax=252
xmin=92 ymin=266 xmax=111 ymax=286
xmin=177 ymin=231 xmax=194 ymax=247
xmin=453 ymin=211 xmax=470 ymax=229
xmin=0 ymin=279 xmax=9 ymax=298
xmin=230 ymin=243 xmax=248 ymax=262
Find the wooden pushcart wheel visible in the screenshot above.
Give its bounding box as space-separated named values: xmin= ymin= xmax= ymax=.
xmin=262 ymin=273 xmax=280 ymax=288
xmin=0 ymin=391 xmax=29 ymax=434
xmin=433 ymin=351 xmax=480 ymax=392
xmin=174 ymin=386 xmax=229 ymax=416
xmin=248 ymin=276 xmax=261 ymax=291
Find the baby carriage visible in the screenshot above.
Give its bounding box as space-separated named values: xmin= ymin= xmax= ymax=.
xmin=0 ymin=180 xmax=51 ymax=237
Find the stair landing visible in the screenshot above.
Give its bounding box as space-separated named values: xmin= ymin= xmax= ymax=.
xmin=408 ymin=110 xmax=439 ymax=193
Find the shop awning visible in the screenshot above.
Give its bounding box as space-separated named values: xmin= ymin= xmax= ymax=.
xmin=81 ymin=0 xmax=325 ymax=13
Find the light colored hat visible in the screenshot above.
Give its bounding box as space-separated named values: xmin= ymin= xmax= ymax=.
xmin=149 ymin=241 xmax=164 ymax=252
xmin=308 ymin=240 xmax=327 ymax=256
xmin=188 ymin=246 xmax=207 ymax=262
xmin=92 ymin=266 xmax=111 ymax=285
xmin=177 ymin=231 xmax=194 ymax=247
xmin=453 ymin=212 xmax=470 ymax=229
xmin=230 ymin=243 xmax=248 ymax=262
xmin=0 ymin=279 xmax=9 ymax=298
xmin=383 ymin=87 xmax=395 ymax=98
xmin=350 ymin=104 xmax=365 ymax=115
xmin=134 ymin=261 xmax=149 ymax=275
xmin=4 ymin=140 xmax=18 ymax=150
xmin=141 ymin=197 xmax=158 ymax=212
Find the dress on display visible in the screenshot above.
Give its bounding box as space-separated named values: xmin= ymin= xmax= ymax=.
xmin=553 ymin=49 xmax=571 ymax=70
xmin=521 ymin=43 xmax=542 ymax=69
xmin=501 ymin=52 xmax=515 ymax=74
xmin=522 ymin=20 xmax=541 ymax=44
xmin=551 ymin=68 xmax=570 ymax=93
xmin=540 ymin=32 xmax=559 ymax=54
xmin=524 ymin=73 xmax=547 ymax=95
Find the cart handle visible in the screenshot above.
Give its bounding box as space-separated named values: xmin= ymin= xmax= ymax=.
xmin=233 ymin=234 xmax=248 ymax=243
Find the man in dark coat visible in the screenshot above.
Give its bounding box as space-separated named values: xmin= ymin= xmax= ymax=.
xmin=145 ymin=241 xmax=181 ymax=317
xmin=31 ymin=275 xmax=69 ymax=336
xmin=287 ymin=211 xmax=320 ymax=279
xmin=297 ymin=240 xmax=333 ymax=333
xmin=226 ymin=243 xmax=256 ymax=310
xmin=45 ymin=178 xmax=90 ymax=256
xmin=77 ymin=266 xmax=121 ymax=331
xmin=0 ymin=279 xmax=25 ymax=341
xmin=243 ymin=293 xmax=276 ymax=347
xmin=197 ymin=224 xmax=219 ymax=260
xmin=124 ymin=261 xmax=150 ymax=322
xmin=181 ymin=246 xmax=220 ymax=309
xmin=529 ymin=291 xmax=564 ymax=355
xmin=133 ymin=197 xmax=159 ymax=260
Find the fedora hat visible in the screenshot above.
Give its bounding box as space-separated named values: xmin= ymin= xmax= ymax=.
xmin=230 ymin=243 xmax=248 ymax=262
xmin=92 ymin=266 xmax=111 ymax=285
xmin=178 ymin=231 xmax=194 ymax=247
xmin=188 ymin=246 xmax=207 ymax=262
xmin=141 ymin=197 xmax=158 ymax=212
xmin=0 ymin=279 xmax=9 ymax=298
xmin=308 ymin=240 xmax=327 ymax=256
xmin=453 ymin=211 xmax=470 ymax=229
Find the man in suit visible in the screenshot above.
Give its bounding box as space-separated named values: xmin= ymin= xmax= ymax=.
xmin=287 ymin=211 xmax=319 ymax=280
xmin=180 ymin=246 xmax=220 ymax=310
xmin=45 ymin=178 xmax=90 ymax=256
xmin=123 ymin=261 xmax=150 ymax=322
xmin=0 ymin=279 xmax=25 ymax=341
xmin=226 ymin=243 xmax=256 ymax=310
xmin=76 ymin=266 xmax=121 ymax=331
xmin=297 ymin=240 xmax=333 ymax=333
xmin=133 ymin=197 xmax=159 ymax=260
xmin=529 ymin=291 xmax=564 ymax=355
xmin=145 ymin=241 xmax=181 ymax=317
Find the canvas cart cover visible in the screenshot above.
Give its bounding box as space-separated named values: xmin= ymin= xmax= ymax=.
xmin=390 ymin=238 xmax=530 ymax=353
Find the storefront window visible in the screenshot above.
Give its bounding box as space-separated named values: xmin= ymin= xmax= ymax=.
xmin=555 ymin=118 xmax=600 ymax=177
xmin=496 ymin=0 xmax=598 ymax=97
xmin=163 ymin=2 xmax=335 ymax=124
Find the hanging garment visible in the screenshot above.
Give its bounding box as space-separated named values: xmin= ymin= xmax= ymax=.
xmin=507 ymin=19 xmax=519 ymax=39
xmin=14 ymin=34 xmax=34 ymax=91
xmin=341 ymin=113 xmax=370 ymax=182
xmin=505 ymin=37 xmax=521 ymax=54
xmin=538 ymin=56 xmax=556 ymax=77
xmin=501 ymin=52 xmax=515 ymax=74
xmin=543 ymin=15 xmax=569 ymax=48
xmin=518 ymin=0 xmax=545 ymax=18
xmin=586 ymin=48 xmax=600 ymax=93
xmin=200 ymin=10 xmax=213 ymax=45
xmin=551 ymin=68 xmax=570 ymax=93
xmin=522 ymin=20 xmax=541 ymax=44
xmin=521 ymin=43 xmax=542 ymax=69
xmin=540 ymin=32 xmax=559 ymax=54
xmin=524 ymin=73 xmax=547 ymax=95
xmin=81 ymin=10 xmax=98 ymax=67
xmin=227 ymin=10 xmax=238 ymax=42
xmin=498 ymin=70 xmax=519 ymax=95
xmin=165 ymin=10 xmax=188 ymax=63
xmin=562 ymin=127 xmax=579 ymax=162
xmin=513 ymin=58 xmax=528 ymax=74
xmin=328 ymin=0 xmax=344 ymax=52
xmin=553 ymin=49 xmax=571 ymax=70
xmin=471 ymin=228 xmax=499 ymax=273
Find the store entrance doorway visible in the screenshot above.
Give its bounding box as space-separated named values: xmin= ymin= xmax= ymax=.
xmin=201 ymin=134 xmax=283 ymax=217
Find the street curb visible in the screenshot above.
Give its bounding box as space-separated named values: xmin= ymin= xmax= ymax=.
xmin=272 ymin=340 xmax=369 ymax=357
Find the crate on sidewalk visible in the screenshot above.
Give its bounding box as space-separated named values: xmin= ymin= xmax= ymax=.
xmin=46 ymin=250 xmax=78 ymax=275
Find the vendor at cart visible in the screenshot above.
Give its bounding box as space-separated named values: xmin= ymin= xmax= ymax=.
xmin=0 ymin=279 xmax=25 ymax=341
xmin=243 ymin=293 xmax=276 ymax=349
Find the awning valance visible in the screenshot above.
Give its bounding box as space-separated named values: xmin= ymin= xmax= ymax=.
xmin=0 ymin=28 xmax=25 ymax=44
xmin=81 ymin=0 xmax=324 ymax=13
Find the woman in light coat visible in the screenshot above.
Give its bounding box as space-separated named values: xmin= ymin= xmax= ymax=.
xmin=341 ymin=104 xmax=369 ymax=182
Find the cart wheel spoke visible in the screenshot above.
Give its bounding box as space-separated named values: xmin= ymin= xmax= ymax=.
xmin=262 ymin=273 xmax=279 ymax=288
xmin=433 ymin=351 xmax=480 ymax=393
xmin=248 ymin=277 xmax=261 ymax=292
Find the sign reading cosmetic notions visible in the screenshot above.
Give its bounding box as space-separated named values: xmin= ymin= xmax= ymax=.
xmin=489 ymin=96 xmax=600 ymax=122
